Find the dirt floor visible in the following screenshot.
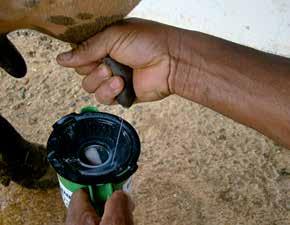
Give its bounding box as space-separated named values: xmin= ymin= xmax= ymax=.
xmin=0 ymin=30 xmax=290 ymax=225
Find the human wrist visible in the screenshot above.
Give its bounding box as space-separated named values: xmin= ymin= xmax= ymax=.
xmin=167 ymin=28 xmax=205 ymax=102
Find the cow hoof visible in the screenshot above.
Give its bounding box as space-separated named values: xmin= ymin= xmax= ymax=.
xmin=0 ymin=142 xmax=58 ymax=189
xmin=17 ymin=165 xmax=59 ymax=189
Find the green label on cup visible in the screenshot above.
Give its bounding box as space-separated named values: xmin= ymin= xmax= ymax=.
xmin=57 ymin=175 xmax=132 ymax=209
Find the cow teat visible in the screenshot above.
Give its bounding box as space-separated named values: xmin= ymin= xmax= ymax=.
xmin=0 ymin=34 xmax=27 ymax=78
xmin=0 ymin=0 xmax=141 ymax=78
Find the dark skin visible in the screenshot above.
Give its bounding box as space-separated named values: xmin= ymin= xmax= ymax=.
xmin=57 ymin=18 xmax=290 ymax=149
xmin=58 ymin=19 xmax=290 ymax=223
xmin=0 ymin=8 xmax=288 ymax=222
xmin=66 ymin=190 xmax=134 ymax=225
xmin=0 ymin=0 xmax=141 ymax=189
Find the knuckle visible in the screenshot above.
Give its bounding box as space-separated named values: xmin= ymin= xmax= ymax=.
xmin=77 ymin=39 xmax=91 ymax=53
xmin=81 ymin=78 xmax=90 ymax=92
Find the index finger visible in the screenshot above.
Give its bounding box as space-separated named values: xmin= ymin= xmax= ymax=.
xmin=101 ymin=191 xmax=134 ymax=225
xmin=57 ymin=31 xmax=110 ymax=68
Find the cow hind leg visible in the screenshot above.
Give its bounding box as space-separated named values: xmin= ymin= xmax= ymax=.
xmin=0 ymin=114 xmax=57 ymax=189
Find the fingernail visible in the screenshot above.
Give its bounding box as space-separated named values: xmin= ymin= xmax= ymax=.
xmin=99 ymin=64 xmax=110 ymax=79
xmin=58 ymin=51 xmax=73 ymax=62
xmin=110 ymin=78 xmax=121 ymax=92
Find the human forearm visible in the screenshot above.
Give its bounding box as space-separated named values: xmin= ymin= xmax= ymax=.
xmin=170 ymin=29 xmax=290 ymax=148
xmin=56 ymin=18 xmax=290 ymax=147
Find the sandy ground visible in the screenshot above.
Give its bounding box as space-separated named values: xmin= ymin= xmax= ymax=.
xmin=0 ymin=30 xmax=290 ymax=225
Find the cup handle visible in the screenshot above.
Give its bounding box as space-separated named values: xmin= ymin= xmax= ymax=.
xmin=88 ymin=183 xmax=114 ymax=215
xmin=103 ymin=57 xmax=136 ymax=108
xmin=80 ymin=106 xmax=99 ymax=113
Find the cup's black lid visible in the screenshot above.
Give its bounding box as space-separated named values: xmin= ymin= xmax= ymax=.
xmin=47 ymin=112 xmax=140 ymax=185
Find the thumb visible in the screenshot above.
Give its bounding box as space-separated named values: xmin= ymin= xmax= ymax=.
xmin=65 ymin=189 xmax=100 ymax=225
xmin=57 ymin=29 xmax=114 ymax=68
xmin=101 ymin=191 xmax=134 ymax=225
